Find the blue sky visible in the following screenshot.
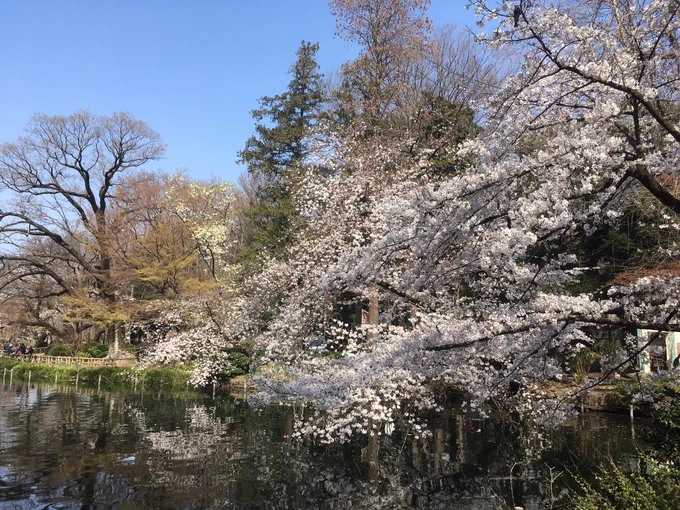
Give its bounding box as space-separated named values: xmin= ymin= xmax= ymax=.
xmin=0 ymin=1 xmax=477 ymax=182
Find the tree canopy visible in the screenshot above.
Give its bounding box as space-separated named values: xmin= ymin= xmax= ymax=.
xmin=3 ymin=0 xmax=680 ymax=447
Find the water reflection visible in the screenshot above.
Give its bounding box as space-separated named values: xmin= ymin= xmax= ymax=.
xmin=0 ymin=384 xmax=643 ymax=509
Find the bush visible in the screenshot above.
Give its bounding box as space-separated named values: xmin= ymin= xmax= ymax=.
xmin=215 ymin=351 xmax=253 ymax=380
xmin=46 ymin=343 xmax=76 ymax=356
xmin=228 ymin=351 xmax=252 ymax=374
xmin=575 ymin=456 xmax=680 ymax=510
xmin=79 ymin=342 xmax=108 ymax=358
xmin=0 ymin=358 xmax=20 ymax=371
xmin=45 ymin=342 xmax=108 ymax=358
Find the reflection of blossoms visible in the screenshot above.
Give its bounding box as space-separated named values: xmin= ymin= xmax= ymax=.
xmin=146 ymin=405 xmax=225 ymax=460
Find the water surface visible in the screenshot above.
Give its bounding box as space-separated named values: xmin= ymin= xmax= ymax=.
xmin=0 ymin=384 xmax=643 ymax=509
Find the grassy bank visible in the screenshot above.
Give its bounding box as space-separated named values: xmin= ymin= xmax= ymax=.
xmin=0 ymin=357 xmax=193 ymax=390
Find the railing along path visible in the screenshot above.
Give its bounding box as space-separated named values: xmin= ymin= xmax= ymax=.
xmin=0 ymin=352 xmax=116 ymax=367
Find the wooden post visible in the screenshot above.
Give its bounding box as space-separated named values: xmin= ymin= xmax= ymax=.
xmin=9 ymin=368 xmax=13 ymax=386
xmin=112 ymin=325 xmax=120 ymax=359
xmin=630 ymin=405 xmax=636 ymax=440
xmin=2 ymin=368 xmax=6 ymax=385
xmin=98 ymin=374 xmax=102 ymax=392
xmin=54 ymin=372 xmax=58 ymax=385
xmin=75 ymin=372 xmax=79 ymax=389
xmin=28 ymin=370 xmax=31 ymax=387
xmin=212 ymin=380 xmax=216 ymax=399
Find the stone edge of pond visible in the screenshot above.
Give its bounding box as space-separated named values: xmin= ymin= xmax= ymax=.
xmin=429 ymin=376 xmax=648 ymax=416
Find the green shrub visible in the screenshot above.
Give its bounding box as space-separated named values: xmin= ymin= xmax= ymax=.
xmin=80 ymin=342 xmax=108 ymax=358
xmin=228 ymin=351 xmax=252 ymax=373
xmin=215 ymin=351 xmax=252 ymax=380
xmin=575 ymin=456 xmax=680 ymax=510
xmin=45 ymin=342 xmax=108 ymax=358
xmin=0 ymin=358 xmax=20 ymax=371
xmin=46 ymin=343 xmax=76 ymax=356
xmin=572 ymin=348 xmax=594 ymax=385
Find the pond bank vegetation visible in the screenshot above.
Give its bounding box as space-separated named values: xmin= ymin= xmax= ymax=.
xmin=0 ymin=357 xmax=191 ymax=390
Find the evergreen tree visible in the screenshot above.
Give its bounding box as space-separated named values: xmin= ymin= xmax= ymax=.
xmin=237 ymin=41 xmax=325 ymax=263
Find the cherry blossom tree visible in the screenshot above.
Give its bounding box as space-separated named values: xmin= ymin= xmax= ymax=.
xmin=242 ymin=0 xmax=680 ymax=441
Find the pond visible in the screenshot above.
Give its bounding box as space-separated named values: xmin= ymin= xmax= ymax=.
xmin=0 ymin=383 xmax=644 ymax=509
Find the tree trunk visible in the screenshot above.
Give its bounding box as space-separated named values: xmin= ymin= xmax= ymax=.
xmin=368 ymin=294 xmax=379 ymax=325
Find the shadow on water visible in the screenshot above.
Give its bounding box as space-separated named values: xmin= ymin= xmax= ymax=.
xmin=0 ymin=383 xmax=646 ymax=509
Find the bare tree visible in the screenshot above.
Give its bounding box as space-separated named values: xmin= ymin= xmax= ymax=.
xmin=330 ymin=0 xmax=433 ymax=121
xmin=0 ymin=110 xmax=165 ymax=338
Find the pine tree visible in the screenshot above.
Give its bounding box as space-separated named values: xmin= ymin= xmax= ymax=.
xmin=238 ymin=41 xmax=325 ymax=180
xmin=237 ymin=41 xmax=325 ymax=263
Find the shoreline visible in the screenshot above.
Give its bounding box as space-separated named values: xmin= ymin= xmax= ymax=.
xmin=1 ymin=357 xmax=192 ymax=392
xmin=0 ymin=357 xmax=254 ymax=396
xmin=0 ymin=357 xmax=647 ymax=415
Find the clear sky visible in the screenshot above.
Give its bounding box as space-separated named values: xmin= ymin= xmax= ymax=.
xmin=0 ymin=0 xmax=477 ymax=182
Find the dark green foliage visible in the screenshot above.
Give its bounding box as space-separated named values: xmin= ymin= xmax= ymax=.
xmin=46 ymin=343 xmax=76 ymax=356
xmin=236 ymin=191 xmax=298 ymax=264
xmin=227 ymin=351 xmax=252 ymax=373
xmin=215 ymin=351 xmax=253 ymax=380
xmin=566 ymin=183 xmax=680 ymax=294
xmin=238 ymin=41 xmax=325 ymax=179
xmin=416 ymin=94 xmax=482 ymax=177
xmin=237 ymin=42 xmax=325 ymax=264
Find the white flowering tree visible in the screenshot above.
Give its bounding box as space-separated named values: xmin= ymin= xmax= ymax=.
xmin=165 ymin=178 xmax=246 ymax=281
xmin=135 ymin=178 xmax=255 ymax=382
xmin=238 ymin=0 xmax=680 ymax=441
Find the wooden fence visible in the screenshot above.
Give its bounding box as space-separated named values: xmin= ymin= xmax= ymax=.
xmin=1 ymin=352 xmax=117 ymax=367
